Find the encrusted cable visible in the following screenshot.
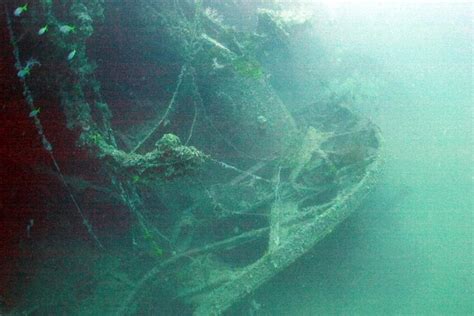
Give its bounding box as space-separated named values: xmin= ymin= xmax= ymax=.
xmin=5 ymin=5 xmax=104 ymax=249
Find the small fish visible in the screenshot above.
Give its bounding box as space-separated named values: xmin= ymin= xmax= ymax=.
xmin=38 ymin=25 xmax=48 ymax=35
xmin=17 ymin=67 xmax=30 ymax=78
xmin=14 ymin=4 xmax=28 ymax=17
xmin=29 ymin=107 xmax=40 ymax=117
xmin=17 ymin=58 xmax=40 ymax=78
xmin=67 ymin=49 xmax=77 ymax=61
xmin=59 ymin=24 xmax=75 ymax=34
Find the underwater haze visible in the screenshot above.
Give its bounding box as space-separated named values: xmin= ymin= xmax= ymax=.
xmin=237 ymin=1 xmax=473 ymax=315
xmin=1 ymin=0 xmax=472 ymax=315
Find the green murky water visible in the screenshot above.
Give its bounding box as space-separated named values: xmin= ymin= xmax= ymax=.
xmin=3 ymin=2 xmax=471 ymax=315
xmin=241 ymin=2 xmax=472 ymax=315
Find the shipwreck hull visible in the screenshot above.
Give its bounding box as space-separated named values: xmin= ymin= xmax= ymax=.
xmin=118 ymin=103 xmax=384 ymax=315
xmin=192 ymin=129 xmax=382 ymax=315
xmin=3 ymin=0 xmax=383 ymax=314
